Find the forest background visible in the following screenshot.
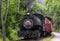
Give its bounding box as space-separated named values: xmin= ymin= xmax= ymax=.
xmin=0 ymin=0 xmax=60 ymax=41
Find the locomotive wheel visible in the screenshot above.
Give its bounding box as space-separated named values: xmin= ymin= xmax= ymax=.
xmin=43 ymin=31 xmax=47 ymax=37
xmin=44 ymin=32 xmax=51 ymax=37
xmin=47 ymin=32 xmax=51 ymax=36
xmin=33 ymin=31 xmax=40 ymax=40
xmin=40 ymin=32 xmax=43 ymax=37
xmin=24 ymin=30 xmax=40 ymax=40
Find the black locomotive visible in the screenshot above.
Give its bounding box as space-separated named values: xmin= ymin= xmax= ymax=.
xmin=18 ymin=12 xmax=45 ymax=39
xmin=18 ymin=0 xmax=52 ymax=39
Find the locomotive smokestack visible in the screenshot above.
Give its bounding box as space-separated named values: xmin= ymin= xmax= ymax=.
xmin=24 ymin=0 xmax=35 ymax=12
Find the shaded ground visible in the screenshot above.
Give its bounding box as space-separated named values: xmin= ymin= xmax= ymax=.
xmin=51 ymin=32 xmax=60 ymax=41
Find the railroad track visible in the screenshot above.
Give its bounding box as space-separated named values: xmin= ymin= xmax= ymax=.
xmin=13 ymin=37 xmax=44 ymax=41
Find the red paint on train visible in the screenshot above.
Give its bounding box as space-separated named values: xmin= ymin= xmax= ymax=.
xmin=45 ymin=17 xmax=52 ymax=32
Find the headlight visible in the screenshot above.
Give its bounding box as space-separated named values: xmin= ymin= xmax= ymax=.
xmin=23 ymin=19 xmax=33 ymax=29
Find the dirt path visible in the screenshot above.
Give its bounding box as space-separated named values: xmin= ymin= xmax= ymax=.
xmin=51 ymin=32 xmax=60 ymax=41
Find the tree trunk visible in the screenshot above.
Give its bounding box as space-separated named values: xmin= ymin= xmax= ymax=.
xmin=5 ymin=0 xmax=9 ymax=23
xmin=0 ymin=0 xmax=9 ymax=41
xmin=0 ymin=0 xmax=6 ymax=41
xmin=18 ymin=0 xmax=20 ymax=13
xmin=0 ymin=0 xmax=2 ymax=17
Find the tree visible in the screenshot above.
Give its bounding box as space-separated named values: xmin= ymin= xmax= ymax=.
xmin=18 ymin=0 xmax=20 ymax=13
xmin=5 ymin=0 xmax=9 ymax=24
xmin=0 ymin=0 xmax=6 ymax=41
xmin=0 ymin=0 xmax=9 ymax=41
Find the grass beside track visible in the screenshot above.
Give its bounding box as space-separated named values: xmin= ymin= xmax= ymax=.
xmin=44 ymin=35 xmax=54 ymax=41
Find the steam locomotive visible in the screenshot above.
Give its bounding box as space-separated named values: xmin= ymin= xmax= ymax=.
xmin=18 ymin=12 xmax=52 ymax=39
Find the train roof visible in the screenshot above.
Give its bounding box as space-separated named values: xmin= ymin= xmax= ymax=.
xmin=45 ymin=16 xmax=52 ymax=21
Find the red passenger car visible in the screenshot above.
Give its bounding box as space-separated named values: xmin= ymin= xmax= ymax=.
xmin=45 ymin=17 xmax=52 ymax=36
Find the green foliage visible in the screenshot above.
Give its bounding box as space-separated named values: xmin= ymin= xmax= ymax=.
xmin=0 ymin=0 xmax=26 ymax=40
xmin=0 ymin=0 xmax=60 ymax=41
xmin=32 ymin=0 xmax=60 ymax=29
xmin=32 ymin=2 xmax=45 ymax=14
